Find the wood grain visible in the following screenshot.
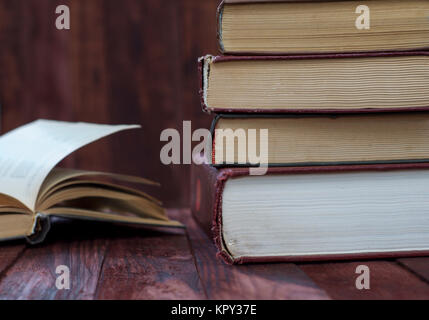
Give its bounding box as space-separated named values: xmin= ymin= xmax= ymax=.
xmin=397 ymin=258 xmax=429 ymax=284
xmin=94 ymin=223 xmax=206 ymax=300
xmin=0 ymin=218 xmax=108 ymax=300
xmin=0 ymin=243 xmax=26 ymax=276
xmin=70 ymin=0 xmax=113 ymax=173
xmin=0 ymin=0 xmax=73 ymax=128
xmin=171 ymin=209 xmax=330 ymax=300
xmin=300 ymin=261 xmax=429 ymax=300
xmin=0 ymin=0 xmax=218 ymax=207
xmin=1 ymin=210 xmax=429 ymax=299
xmin=0 ymin=213 xmax=206 ymax=300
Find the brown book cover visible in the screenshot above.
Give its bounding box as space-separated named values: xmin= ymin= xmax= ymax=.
xmin=217 ymin=0 xmax=429 ymax=55
xmin=191 ymin=161 xmax=429 ymax=264
xmin=199 ymin=51 xmax=429 ymax=114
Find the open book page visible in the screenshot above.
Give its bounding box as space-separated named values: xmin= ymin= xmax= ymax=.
xmin=34 ymin=168 xmax=184 ymax=227
xmin=0 ymin=120 xmax=140 ymax=211
xmin=0 ymin=214 xmax=35 ymax=240
xmin=38 ymin=168 xmax=159 ymax=201
xmin=42 ymin=207 xmax=183 ymax=228
xmin=37 ymin=168 xmax=162 ymax=208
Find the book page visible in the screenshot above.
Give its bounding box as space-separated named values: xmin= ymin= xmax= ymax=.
xmin=0 ymin=120 xmax=140 ymax=211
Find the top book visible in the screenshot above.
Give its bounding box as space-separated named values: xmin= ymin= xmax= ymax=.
xmin=218 ymin=0 xmax=429 ymax=55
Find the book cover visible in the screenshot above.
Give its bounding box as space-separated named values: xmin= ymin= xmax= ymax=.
xmin=191 ymin=162 xmax=429 ymax=264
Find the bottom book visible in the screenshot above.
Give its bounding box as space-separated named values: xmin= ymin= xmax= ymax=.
xmin=191 ymin=161 xmax=429 ymax=264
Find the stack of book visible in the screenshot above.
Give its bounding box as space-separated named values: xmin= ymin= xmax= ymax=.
xmin=192 ymin=0 xmax=429 ymax=264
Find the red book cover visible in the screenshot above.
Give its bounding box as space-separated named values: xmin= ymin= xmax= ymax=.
xmin=191 ymin=161 xmax=429 ymax=264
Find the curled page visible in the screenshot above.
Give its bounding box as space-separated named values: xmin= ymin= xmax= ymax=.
xmin=0 ymin=120 xmax=140 ymax=211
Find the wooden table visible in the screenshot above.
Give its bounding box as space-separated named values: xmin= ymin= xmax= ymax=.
xmin=0 ymin=209 xmax=428 ymax=300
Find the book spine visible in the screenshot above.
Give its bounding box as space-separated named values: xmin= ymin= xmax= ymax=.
xmin=217 ymin=0 xmax=226 ymax=54
xmin=26 ymin=213 xmax=51 ymax=245
xmin=191 ymin=163 xmax=238 ymax=264
xmin=191 ymin=163 xmax=219 ymax=237
xmin=198 ymin=56 xmax=210 ymax=114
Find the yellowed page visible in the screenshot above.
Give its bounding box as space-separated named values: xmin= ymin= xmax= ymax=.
xmin=38 ymin=178 xmax=161 ymax=208
xmin=214 ymin=114 xmax=429 ymax=165
xmin=206 ymin=56 xmax=429 ymax=110
xmin=38 ymin=168 xmax=159 ymax=201
xmin=0 ymin=120 xmax=140 ymax=211
xmin=43 ymin=208 xmax=183 ymax=228
xmin=0 ymin=214 xmax=35 ymax=239
xmin=221 ymin=0 xmax=429 ymax=53
xmin=37 ymin=187 xmax=166 ymax=220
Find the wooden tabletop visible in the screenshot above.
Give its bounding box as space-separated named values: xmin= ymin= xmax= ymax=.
xmin=0 ymin=209 xmax=428 ymax=300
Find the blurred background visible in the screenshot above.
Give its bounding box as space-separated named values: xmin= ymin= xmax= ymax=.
xmin=0 ymin=0 xmax=219 ymax=207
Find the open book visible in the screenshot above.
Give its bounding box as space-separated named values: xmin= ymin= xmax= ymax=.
xmin=0 ymin=120 xmax=182 ymax=243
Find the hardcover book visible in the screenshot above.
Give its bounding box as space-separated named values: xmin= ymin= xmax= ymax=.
xmin=191 ymin=159 xmax=429 ymax=264
xmin=218 ymin=0 xmax=429 ymax=55
xmin=211 ymin=113 xmax=429 ymax=166
xmin=199 ymin=52 xmax=429 ymax=113
xmin=0 ymin=120 xmax=181 ymax=244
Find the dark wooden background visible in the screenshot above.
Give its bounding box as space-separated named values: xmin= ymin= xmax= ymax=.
xmin=0 ymin=0 xmax=217 ymax=207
